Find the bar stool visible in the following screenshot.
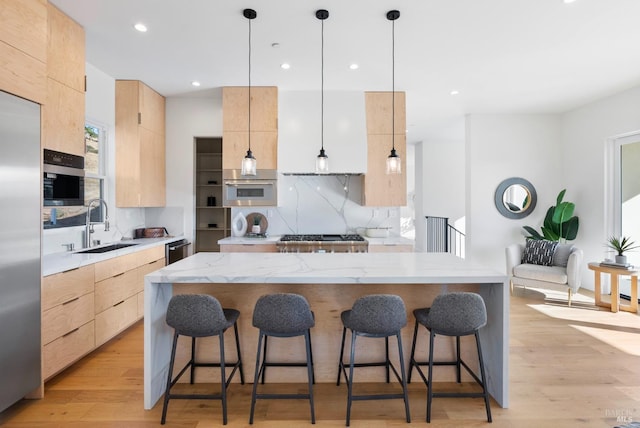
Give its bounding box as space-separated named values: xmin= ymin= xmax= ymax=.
xmin=337 ymin=294 xmax=411 ymax=426
xmin=161 ymin=294 xmax=244 ymax=425
xmin=249 ymin=293 xmax=316 ymax=424
xmin=408 ymin=291 xmax=492 ymax=422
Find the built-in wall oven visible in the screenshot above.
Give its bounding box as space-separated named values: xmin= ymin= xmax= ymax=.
xmin=43 ymin=149 xmax=85 ymax=206
xmin=222 ymin=169 xmax=277 ymax=207
xmin=165 ymin=239 xmax=191 ymax=265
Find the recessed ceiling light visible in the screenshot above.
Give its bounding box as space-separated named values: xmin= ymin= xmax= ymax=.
xmin=349 ymin=63 xmax=359 ymax=70
xmin=281 ymin=63 xmax=291 ymax=70
xmin=134 ymin=23 xmax=148 ymax=32
xmin=564 ymin=0 xmax=577 ymax=3
xmin=450 ymin=90 xmax=460 ymax=96
xmin=191 ymin=81 xmax=201 ymax=87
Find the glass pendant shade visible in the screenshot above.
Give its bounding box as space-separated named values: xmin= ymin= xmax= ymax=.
xmin=386 ymin=148 xmax=401 ymax=174
xmin=241 ymin=149 xmax=256 ymax=176
xmin=316 ymin=148 xmax=329 ymax=174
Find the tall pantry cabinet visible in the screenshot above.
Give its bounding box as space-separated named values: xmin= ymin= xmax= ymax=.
xmin=115 ymin=80 xmax=166 ymax=207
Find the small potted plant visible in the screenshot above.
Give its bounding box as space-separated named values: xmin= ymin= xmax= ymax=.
xmin=606 ymin=236 xmax=640 ymax=265
xmin=251 ymin=214 xmax=262 ymax=234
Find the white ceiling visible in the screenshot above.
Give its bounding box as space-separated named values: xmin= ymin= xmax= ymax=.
xmin=50 ymin=0 xmax=640 ymax=144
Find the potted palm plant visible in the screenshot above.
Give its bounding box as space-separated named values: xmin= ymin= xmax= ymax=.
xmin=606 ymin=236 xmax=640 ymax=265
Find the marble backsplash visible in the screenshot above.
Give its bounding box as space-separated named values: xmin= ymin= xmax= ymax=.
xmin=231 ymin=174 xmax=401 ymax=236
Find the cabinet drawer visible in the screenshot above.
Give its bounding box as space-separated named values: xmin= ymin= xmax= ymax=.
xmin=94 ymin=269 xmax=138 ymax=313
xmin=43 ymin=320 xmax=94 ymax=380
xmin=220 ymin=244 xmax=278 ymax=253
xmin=137 ymin=259 xmax=164 ymax=293
xmin=137 ymin=245 xmax=165 ymax=266
xmin=137 ymin=291 xmax=144 ymax=319
xmin=42 ymin=265 xmax=94 ymax=311
xmin=95 ymin=296 xmax=138 ymax=347
xmin=94 ymin=252 xmax=139 ymax=282
xmin=42 ymin=292 xmax=94 ymax=345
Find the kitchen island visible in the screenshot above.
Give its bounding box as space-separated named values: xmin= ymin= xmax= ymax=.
xmin=144 ymin=252 xmax=508 ymax=410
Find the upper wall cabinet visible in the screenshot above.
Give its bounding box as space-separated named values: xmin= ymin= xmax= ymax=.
xmin=363 ymin=92 xmax=407 ymax=207
xmin=42 ymin=3 xmax=85 ymax=156
xmin=0 ymin=0 xmax=47 ymax=103
xmin=115 ymin=80 xmax=166 ymax=208
xmin=222 ymin=86 xmax=278 ymax=170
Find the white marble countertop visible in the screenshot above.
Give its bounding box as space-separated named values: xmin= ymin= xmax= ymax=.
xmin=43 ymin=236 xmax=183 ymax=277
xmin=365 ymin=235 xmax=414 ymax=247
xmin=145 ymin=251 xmax=505 ymax=285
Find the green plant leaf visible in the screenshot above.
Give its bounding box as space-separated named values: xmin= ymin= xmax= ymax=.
xmin=556 ymin=189 xmax=566 ymax=206
xmin=563 ymin=217 xmax=579 ymax=241
xmin=553 ymin=202 xmax=575 ymax=225
xmin=523 ymin=226 xmax=544 ymax=240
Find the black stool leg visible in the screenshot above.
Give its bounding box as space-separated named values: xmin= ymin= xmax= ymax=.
xmin=346 ymin=330 xmax=357 ymax=427
xmin=396 ymin=332 xmax=411 ymax=423
xmin=455 ymin=335 xmax=462 ymax=383
xmin=161 ymin=332 xmax=179 ymax=424
xmin=249 ymin=332 xmax=265 ymax=424
xmin=189 ymin=336 xmax=196 ymax=384
xmin=219 ymin=333 xmax=228 ymax=425
xmin=304 ymin=330 xmax=316 ymax=424
xmin=384 ymin=336 xmax=390 ymax=383
xmin=408 ymin=319 xmax=419 ymax=383
xmin=308 ymin=330 xmax=316 ymax=384
xmin=260 ymin=335 xmax=268 ymax=384
xmin=336 ymin=326 xmax=347 ymax=386
xmin=426 ymin=330 xmax=436 ymax=423
xmin=475 ymin=331 xmax=492 ymax=422
xmin=233 ymin=321 xmax=245 ymax=384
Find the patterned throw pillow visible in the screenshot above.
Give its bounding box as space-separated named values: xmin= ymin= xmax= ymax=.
xmin=521 ymin=240 xmax=558 ymax=266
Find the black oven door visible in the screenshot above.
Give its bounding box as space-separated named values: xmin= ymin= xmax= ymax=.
xmin=165 ymin=239 xmax=191 ymax=265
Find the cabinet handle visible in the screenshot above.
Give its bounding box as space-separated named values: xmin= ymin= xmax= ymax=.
xmin=61 ymin=267 xmax=80 ymax=274
xmin=113 ymin=272 xmax=125 ymax=278
xmin=62 ymin=297 xmax=80 ymax=305
xmin=113 ymin=300 xmax=125 ymax=307
xmin=62 ymin=328 xmax=79 ymax=338
xmin=138 ymin=112 xmax=142 ymax=124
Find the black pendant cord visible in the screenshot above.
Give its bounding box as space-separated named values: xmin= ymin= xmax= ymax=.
xmin=391 ymin=16 xmax=395 ymax=151
xmin=248 ymin=15 xmax=252 ymax=153
xmin=321 ymin=17 xmax=324 ymax=153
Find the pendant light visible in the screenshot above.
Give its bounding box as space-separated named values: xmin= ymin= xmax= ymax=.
xmin=386 ymin=10 xmax=401 ymax=175
xmin=241 ymin=8 xmax=257 ymax=176
xmin=315 ymin=9 xmax=330 ymax=174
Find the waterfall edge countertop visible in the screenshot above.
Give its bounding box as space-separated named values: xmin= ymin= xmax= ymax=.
xmin=143 ymin=252 xmax=509 ymax=410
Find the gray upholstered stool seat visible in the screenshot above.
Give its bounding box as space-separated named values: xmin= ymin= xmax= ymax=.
xmin=408 ymin=292 xmax=492 ymax=423
xmin=249 ymin=293 xmax=316 ymax=424
xmin=337 ymin=294 xmax=411 ymax=426
xmin=161 ymin=294 xmax=244 ymax=425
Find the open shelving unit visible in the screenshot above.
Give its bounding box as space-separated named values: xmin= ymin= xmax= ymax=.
xmin=194 ymin=137 xmax=230 ymax=252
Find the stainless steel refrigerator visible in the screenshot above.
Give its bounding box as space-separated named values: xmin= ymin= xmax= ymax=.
xmin=0 ymin=90 xmax=41 ymax=412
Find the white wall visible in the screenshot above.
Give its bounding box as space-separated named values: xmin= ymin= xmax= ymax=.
xmin=466 ymin=114 xmax=562 ymax=272
xmin=165 ymin=91 xmax=223 ymax=244
xmin=561 ymin=85 xmax=640 ymax=289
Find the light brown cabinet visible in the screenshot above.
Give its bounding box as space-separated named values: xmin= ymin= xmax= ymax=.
xmin=94 ymin=246 xmax=164 ymax=346
xmin=42 ymin=3 xmax=85 ymax=156
xmin=0 ymin=0 xmax=47 ymax=103
xmin=42 ymin=245 xmax=165 ymax=380
xmin=220 ymin=243 xmax=278 ymax=253
xmin=222 ymin=86 xmax=278 ymax=170
xmin=42 ymin=265 xmax=95 ymax=380
xmin=363 ymin=92 xmax=407 ymax=207
xmin=115 ymin=80 xmax=166 ymax=207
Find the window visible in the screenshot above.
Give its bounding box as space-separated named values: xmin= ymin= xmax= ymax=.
xmin=43 ymin=123 xmax=108 ymax=229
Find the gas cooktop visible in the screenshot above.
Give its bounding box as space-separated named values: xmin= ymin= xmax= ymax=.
xmin=279 ymin=234 xmax=365 ymax=242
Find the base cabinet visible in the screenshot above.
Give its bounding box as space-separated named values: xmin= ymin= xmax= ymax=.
xmin=220 ymin=244 xmax=278 ymax=253
xmin=42 ymin=246 xmax=165 ymax=381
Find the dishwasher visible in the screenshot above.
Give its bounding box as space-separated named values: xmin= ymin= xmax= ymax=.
xmin=165 ymin=239 xmax=191 ymax=265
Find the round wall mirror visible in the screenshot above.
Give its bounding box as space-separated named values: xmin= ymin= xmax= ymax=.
xmin=494 ymin=177 xmax=537 ymax=219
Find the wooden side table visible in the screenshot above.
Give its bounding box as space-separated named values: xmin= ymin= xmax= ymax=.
xmin=588 ymin=262 xmax=638 ymax=313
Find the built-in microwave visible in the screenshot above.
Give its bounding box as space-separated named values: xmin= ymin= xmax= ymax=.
xmin=43 ymin=149 xmax=85 ymax=206
xmin=222 ymin=169 xmax=277 ymax=207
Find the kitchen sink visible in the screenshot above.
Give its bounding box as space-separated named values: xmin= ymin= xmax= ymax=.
xmin=75 ymin=243 xmax=139 ymax=254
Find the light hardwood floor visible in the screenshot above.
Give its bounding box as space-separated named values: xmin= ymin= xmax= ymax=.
xmin=0 ymin=286 xmax=639 ymax=427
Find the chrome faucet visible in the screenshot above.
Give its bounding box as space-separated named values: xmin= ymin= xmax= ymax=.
xmin=85 ymin=199 xmax=109 ymax=248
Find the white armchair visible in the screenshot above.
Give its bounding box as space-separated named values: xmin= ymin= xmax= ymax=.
xmin=506 ymin=243 xmax=583 ymax=305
